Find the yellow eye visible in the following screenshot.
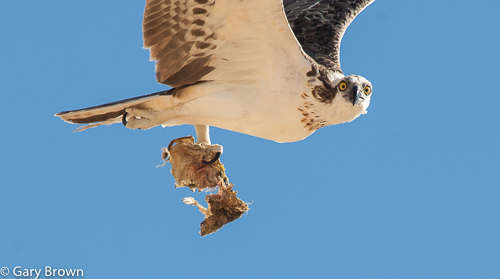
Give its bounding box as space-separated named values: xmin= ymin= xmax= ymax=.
xmin=364 ymin=86 xmax=371 ymax=95
xmin=339 ymin=82 xmax=347 ymax=91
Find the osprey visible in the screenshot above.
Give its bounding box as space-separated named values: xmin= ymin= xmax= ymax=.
xmin=56 ymin=0 xmax=375 ymax=147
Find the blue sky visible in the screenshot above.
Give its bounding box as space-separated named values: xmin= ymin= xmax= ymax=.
xmin=1 ymin=1 xmax=499 ymax=278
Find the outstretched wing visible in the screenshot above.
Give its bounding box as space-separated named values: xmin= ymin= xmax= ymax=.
xmin=284 ymin=0 xmax=375 ymax=73
xmin=143 ymin=0 xmax=309 ymax=88
xmin=56 ymin=0 xmax=310 ymax=130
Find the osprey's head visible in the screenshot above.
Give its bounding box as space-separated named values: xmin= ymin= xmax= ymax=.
xmin=335 ymin=75 xmax=372 ymax=112
xmin=303 ymin=71 xmax=373 ymax=129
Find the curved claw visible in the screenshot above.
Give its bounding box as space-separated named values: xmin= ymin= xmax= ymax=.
xmin=122 ymin=111 xmax=128 ymax=126
xmin=202 ymin=152 xmax=221 ymax=165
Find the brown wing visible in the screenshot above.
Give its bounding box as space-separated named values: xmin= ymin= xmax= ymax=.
xmin=56 ymin=0 xmax=313 ymax=131
xmin=143 ymin=0 xmax=313 ymax=89
xmin=284 ymin=0 xmax=375 ymax=73
xmin=143 ymin=0 xmax=218 ymax=88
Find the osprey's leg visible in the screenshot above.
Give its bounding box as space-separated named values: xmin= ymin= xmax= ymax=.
xmin=194 ymin=125 xmax=223 ymax=164
xmin=194 ymin=125 xmax=211 ymax=145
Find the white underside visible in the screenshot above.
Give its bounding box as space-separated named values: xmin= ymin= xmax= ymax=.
xmin=160 ymin=80 xmax=314 ymax=143
xmin=150 ymin=78 xmax=366 ymax=143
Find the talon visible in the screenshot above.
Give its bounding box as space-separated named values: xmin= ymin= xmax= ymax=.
xmin=122 ymin=111 xmax=128 ymax=126
xmin=167 ymin=136 xmax=195 ymax=153
xmin=202 ymin=152 xmax=221 ymax=165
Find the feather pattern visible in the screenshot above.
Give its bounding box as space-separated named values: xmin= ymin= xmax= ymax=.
xmin=284 ymin=0 xmax=375 ymax=73
xmin=143 ymin=0 xmax=218 ymax=87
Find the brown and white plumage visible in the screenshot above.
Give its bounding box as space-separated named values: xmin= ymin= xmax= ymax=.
xmin=285 ymin=0 xmax=374 ymax=73
xmin=56 ymin=0 xmax=375 ymax=143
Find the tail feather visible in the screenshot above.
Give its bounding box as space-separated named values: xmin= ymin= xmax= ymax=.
xmin=73 ymin=117 xmax=122 ymax=132
xmin=55 ymin=88 xmax=174 ymax=131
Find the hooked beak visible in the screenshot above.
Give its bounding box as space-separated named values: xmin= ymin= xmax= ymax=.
xmin=351 ymin=86 xmax=364 ymax=106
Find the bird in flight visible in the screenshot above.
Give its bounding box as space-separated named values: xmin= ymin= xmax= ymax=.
xmin=56 ymin=0 xmax=375 ymax=147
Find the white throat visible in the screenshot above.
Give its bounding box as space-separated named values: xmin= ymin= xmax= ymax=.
xmin=321 ymin=91 xmax=368 ymax=126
